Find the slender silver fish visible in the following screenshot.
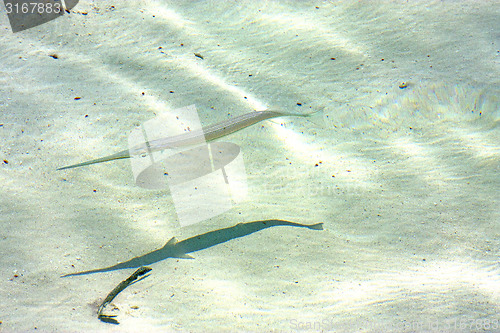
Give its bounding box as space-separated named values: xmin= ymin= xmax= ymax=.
xmin=57 ymin=110 xmax=310 ymax=171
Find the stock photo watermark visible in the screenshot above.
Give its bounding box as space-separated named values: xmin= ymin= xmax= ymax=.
xmin=128 ymin=105 xmax=248 ymax=227
xmin=126 ymin=104 xmax=336 ymax=227
xmin=4 ymin=0 xmax=79 ymax=32
xmin=288 ymin=316 xmax=499 ymax=332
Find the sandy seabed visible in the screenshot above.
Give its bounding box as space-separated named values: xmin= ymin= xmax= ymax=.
xmin=0 ymin=1 xmax=499 ymax=332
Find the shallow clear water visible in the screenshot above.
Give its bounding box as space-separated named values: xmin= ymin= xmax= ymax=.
xmin=1 ymin=1 xmax=499 ymax=332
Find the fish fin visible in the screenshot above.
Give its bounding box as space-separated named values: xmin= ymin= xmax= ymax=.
xmin=261 ymin=105 xmax=285 ymax=113
xmin=308 ymin=108 xmax=336 ymax=129
xmin=263 ymin=105 xmax=329 ymax=129
xmin=307 ymin=223 xmax=324 ymax=230
xmin=175 ymin=253 xmax=194 ymax=259
xmin=164 ymin=237 xmax=178 ymax=247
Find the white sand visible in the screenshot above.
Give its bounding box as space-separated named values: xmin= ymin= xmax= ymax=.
xmin=0 ymin=0 xmax=499 ymax=332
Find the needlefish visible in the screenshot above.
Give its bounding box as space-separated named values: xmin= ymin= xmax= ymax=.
xmin=57 ymin=109 xmax=314 ymax=171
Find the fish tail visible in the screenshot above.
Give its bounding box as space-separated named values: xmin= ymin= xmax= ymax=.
xmin=307 ymin=223 xmax=324 ymax=230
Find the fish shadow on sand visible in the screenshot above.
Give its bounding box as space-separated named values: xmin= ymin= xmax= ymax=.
xmin=62 ymin=219 xmax=323 ymax=277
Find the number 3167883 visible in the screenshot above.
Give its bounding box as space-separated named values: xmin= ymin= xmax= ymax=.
xmin=5 ymin=2 xmax=62 ymax=14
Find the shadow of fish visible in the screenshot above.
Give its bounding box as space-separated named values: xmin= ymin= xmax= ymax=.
xmin=61 ymin=219 xmax=323 ymax=277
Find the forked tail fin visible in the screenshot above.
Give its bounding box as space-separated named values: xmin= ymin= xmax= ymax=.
xmin=265 ymin=105 xmax=329 ymax=129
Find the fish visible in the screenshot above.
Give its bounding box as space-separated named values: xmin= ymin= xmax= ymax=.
xmin=57 ymin=109 xmax=313 ymax=171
